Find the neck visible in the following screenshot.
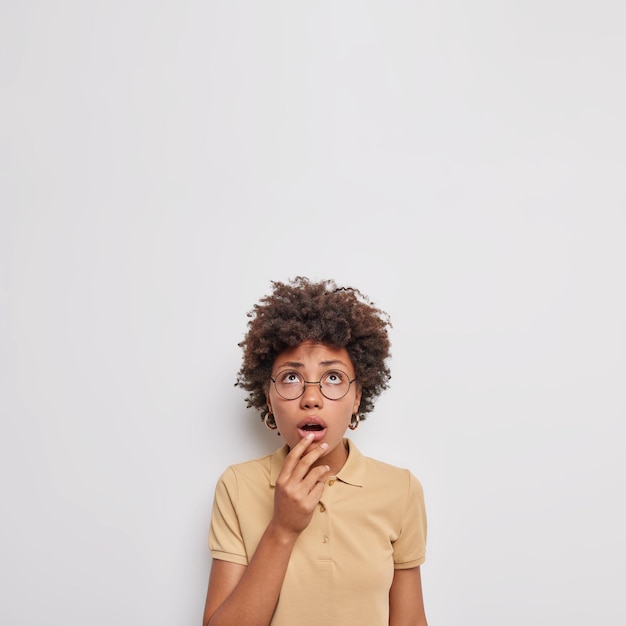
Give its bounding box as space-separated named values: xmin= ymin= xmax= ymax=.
xmin=313 ymin=439 xmax=349 ymax=475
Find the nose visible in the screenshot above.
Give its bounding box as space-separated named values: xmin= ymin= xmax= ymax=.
xmin=300 ymin=380 xmax=324 ymax=407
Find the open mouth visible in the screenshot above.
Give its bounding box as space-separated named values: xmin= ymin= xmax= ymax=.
xmin=301 ymin=424 xmax=324 ymax=432
xmin=297 ymin=419 xmax=327 ymax=441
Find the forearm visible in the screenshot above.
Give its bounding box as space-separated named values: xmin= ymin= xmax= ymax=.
xmin=388 ymin=567 xmax=427 ymax=626
xmin=207 ymin=523 xmax=298 ymax=626
xmin=389 ymin=615 xmax=428 ymax=626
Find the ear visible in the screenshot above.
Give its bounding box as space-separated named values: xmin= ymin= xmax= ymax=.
xmin=352 ymin=385 xmax=362 ymax=415
xmin=265 ymin=390 xmax=272 ymax=414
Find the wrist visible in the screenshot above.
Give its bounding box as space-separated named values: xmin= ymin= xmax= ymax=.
xmin=265 ymin=520 xmax=301 ymax=547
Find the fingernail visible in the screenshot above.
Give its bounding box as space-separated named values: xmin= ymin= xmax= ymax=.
xmin=320 ymin=443 xmax=328 ymax=450
xmin=306 ymin=433 xmax=314 ymax=440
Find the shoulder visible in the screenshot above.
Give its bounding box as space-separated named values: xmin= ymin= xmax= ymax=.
xmin=217 ymin=451 xmax=274 ymax=485
xmin=346 ymin=440 xmax=424 ymax=496
xmin=215 ymin=444 xmax=289 ymax=492
xmin=363 ymin=453 xmax=423 ymax=491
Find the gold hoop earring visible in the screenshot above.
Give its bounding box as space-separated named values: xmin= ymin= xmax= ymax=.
xmin=264 ymin=412 xmax=278 ymax=430
xmin=349 ymin=413 xmax=360 ymax=430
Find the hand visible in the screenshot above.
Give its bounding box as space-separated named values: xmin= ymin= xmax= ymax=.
xmin=270 ymin=434 xmax=331 ymax=539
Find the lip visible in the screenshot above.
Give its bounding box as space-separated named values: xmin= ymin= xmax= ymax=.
xmin=297 ymin=416 xmax=328 ymax=442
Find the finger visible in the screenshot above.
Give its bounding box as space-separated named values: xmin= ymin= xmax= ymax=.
xmin=290 ymin=443 xmax=329 ymax=482
xmin=279 ymin=434 xmax=315 ymax=479
xmin=306 ymin=477 xmax=327 ymax=502
xmin=303 ymin=464 xmax=331 ymax=492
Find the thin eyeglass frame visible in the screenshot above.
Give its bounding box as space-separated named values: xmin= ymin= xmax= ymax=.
xmin=270 ymin=369 xmax=357 ymax=401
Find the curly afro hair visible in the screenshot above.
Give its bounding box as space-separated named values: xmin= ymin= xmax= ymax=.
xmin=236 ymin=277 xmax=392 ymax=420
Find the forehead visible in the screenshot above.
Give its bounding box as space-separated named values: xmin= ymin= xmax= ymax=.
xmin=272 ymin=341 xmax=353 ymax=371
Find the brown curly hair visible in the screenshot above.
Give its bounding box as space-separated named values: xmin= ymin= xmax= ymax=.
xmin=236 ymin=277 xmax=392 ymax=420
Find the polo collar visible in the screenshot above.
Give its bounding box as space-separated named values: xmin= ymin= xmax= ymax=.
xmin=269 ymin=438 xmax=365 ymax=487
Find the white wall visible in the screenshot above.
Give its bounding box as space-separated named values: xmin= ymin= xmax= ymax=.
xmin=2 ymin=2 xmax=625 ymax=624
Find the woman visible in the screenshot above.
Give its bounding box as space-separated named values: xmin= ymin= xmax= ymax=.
xmin=203 ymin=277 xmax=428 ymax=625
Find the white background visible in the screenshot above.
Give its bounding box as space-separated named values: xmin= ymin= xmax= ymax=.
xmin=2 ymin=1 xmax=625 ymax=624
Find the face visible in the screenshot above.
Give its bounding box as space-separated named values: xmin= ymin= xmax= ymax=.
xmin=266 ymin=341 xmax=362 ymax=469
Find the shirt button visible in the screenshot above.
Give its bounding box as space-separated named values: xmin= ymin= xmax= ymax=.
xmin=327 ymin=479 xmax=336 ymax=486
xmin=322 ymin=535 xmax=329 ymax=543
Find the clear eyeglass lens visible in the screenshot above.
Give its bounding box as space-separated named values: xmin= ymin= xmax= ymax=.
xmin=274 ymin=370 xmax=351 ymax=400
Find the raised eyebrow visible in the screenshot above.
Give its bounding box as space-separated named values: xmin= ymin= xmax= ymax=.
xmin=319 ymin=360 xmax=350 ymax=369
xmin=274 ymin=360 xmax=350 ymax=371
xmin=275 ymin=361 xmax=305 ymax=370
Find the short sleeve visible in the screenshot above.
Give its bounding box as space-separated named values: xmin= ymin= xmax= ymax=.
xmin=392 ymin=471 xmax=427 ymax=569
xmin=208 ymin=467 xmax=249 ymax=566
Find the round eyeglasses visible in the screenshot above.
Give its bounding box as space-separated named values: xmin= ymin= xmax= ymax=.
xmin=270 ymin=369 xmax=356 ymax=401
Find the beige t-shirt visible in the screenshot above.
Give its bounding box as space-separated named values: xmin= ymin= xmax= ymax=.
xmin=209 ymin=439 xmax=427 ymax=626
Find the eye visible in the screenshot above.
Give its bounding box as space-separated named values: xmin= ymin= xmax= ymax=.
xmin=322 ymin=370 xmax=346 ymax=385
xmin=279 ymin=370 xmax=303 ymax=385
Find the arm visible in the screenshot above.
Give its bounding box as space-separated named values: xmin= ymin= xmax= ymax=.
xmin=202 ymin=526 xmax=293 ymax=626
xmin=388 ymin=567 xmax=428 ymax=626
xmin=202 ymin=435 xmax=331 ymax=626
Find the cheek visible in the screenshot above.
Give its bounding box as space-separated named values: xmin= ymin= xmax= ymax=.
xmin=269 ymin=401 xmax=296 ymax=427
